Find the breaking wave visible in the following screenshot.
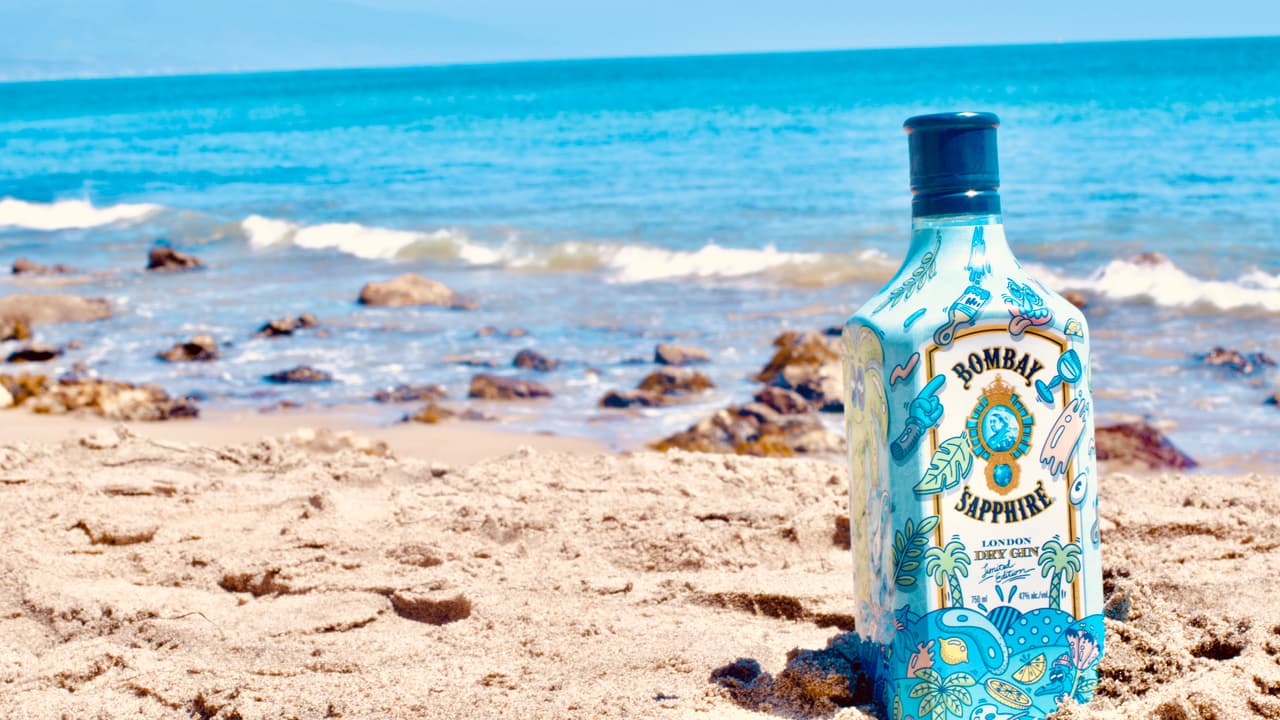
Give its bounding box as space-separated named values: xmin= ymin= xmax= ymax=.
xmin=0 ymin=198 xmax=161 ymax=231
xmin=1034 ymin=253 xmax=1280 ymax=314
xmin=239 ymin=213 xmax=894 ymax=287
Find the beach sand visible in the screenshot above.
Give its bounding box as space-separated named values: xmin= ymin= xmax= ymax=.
xmin=0 ymin=414 xmax=1276 ymax=719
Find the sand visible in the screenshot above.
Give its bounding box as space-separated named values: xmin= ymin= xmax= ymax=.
xmin=0 ymin=416 xmax=1277 ymax=719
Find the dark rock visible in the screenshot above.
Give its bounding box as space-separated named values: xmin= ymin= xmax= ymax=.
xmin=263 ymin=366 xmax=333 ymax=384
xmin=390 ymin=590 xmax=471 ymax=625
xmin=756 ymin=331 xmax=840 ymax=384
xmin=654 ymin=343 xmax=710 ymax=366
xmin=146 ymin=244 xmax=203 ymax=271
xmin=0 ymin=294 xmax=111 ymax=326
xmin=653 ymin=403 xmax=842 ymax=457
xmin=6 ymin=343 xmax=62 ymax=363
xmin=601 ymin=368 xmax=714 ymax=408
xmin=12 ymin=258 xmax=74 ymax=275
xmin=358 ymin=273 xmax=472 ymax=309
xmin=374 ymin=384 xmax=447 ymax=403
xmin=404 ymin=402 xmax=456 ymax=424
xmin=1064 ymin=290 xmax=1089 ymax=309
xmin=782 ymin=364 xmax=843 ymax=413
xmin=637 ymin=367 xmax=714 ymax=396
xmin=755 ymin=331 xmax=842 ymax=413
xmin=156 ymin=334 xmax=219 ymax=362
xmin=29 ymin=377 xmax=199 ymax=421
xmin=1266 ymin=393 xmax=1279 ymax=406
xmin=0 ymin=319 xmax=31 ymax=342
xmin=599 ymin=389 xmax=667 ymax=408
xmin=0 ymin=373 xmax=49 ymax=406
xmin=513 ymin=349 xmax=558 ymax=372
xmin=1196 ymin=346 xmax=1276 ymax=376
xmin=754 ymin=386 xmax=810 ymax=415
xmin=1096 ymin=421 xmax=1197 ymax=470
xmin=468 ymin=374 xmax=552 ymax=400
xmin=256 ymin=313 xmax=319 ymax=337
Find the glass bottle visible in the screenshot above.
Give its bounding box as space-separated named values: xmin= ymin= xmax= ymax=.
xmin=842 ymin=112 xmax=1103 ymax=720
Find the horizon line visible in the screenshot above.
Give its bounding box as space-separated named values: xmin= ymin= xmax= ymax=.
xmin=2 ymin=32 xmax=1277 ymax=87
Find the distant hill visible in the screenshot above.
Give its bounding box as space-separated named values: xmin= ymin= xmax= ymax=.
xmin=0 ymin=0 xmax=531 ymax=81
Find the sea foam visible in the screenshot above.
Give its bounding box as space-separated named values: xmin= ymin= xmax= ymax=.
xmin=240 ymin=214 xmax=892 ymax=286
xmin=241 ymin=214 xmax=496 ymax=263
xmin=1034 ymin=253 xmax=1280 ymax=314
xmin=0 ymin=198 xmax=160 ymax=231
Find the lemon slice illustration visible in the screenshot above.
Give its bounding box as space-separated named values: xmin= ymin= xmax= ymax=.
xmin=938 ymin=637 xmax=969 ymax=664
xmin=986 ymin=678 xmax=1032 ymax=709
xmin=1012 ymin=653 xmax=1046 ymax=684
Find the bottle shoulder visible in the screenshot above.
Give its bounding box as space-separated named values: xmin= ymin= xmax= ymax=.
xmin=845 ymin=255 xmax=1089 ymax=355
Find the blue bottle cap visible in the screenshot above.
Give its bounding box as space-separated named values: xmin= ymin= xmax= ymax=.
xmin=904 ymin=111 xmax=1001 ymax=217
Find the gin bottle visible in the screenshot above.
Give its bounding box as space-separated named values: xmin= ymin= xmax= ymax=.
xmin=842 ymin=112 xmax=1103 ymax=719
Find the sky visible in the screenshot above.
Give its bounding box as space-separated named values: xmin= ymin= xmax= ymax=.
xmin=1 ymin=0 xmax=1278 ymax=80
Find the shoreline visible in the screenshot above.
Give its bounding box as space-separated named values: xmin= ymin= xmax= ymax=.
xmin=0 ymin=406 xmax=605 ymax=466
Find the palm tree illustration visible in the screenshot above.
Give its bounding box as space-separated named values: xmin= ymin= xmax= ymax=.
xmin=907 ymin=667 xmax=975 ymax=720
xmin=924 ymin=540 xmax=972 ymax=608
xmin=1037 ymin=539 xmax=1083 ymax=611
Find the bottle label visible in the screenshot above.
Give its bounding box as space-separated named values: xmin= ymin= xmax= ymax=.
xmin=921 ymin=324 xmax=1085 ymax=616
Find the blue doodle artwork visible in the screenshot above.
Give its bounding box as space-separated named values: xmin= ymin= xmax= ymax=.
xmin=1034 ymin=350 xmax=1083 ymax=406
xmin=1040 ymin=397 xmax=1089 ymax=478
xmin=1004 ymin=280 xmax=1053 ymax=337
xmin=905 ymin=308 xmax=928 ymax=329
xmin=1063 ymin=318 xmax=1084 ymax=340
xmin=934 ymin=285 xmax=992 ymax=347
xmin=884 ymin=606 xmax=1104 ymax=720
xmin=891 ymin=374 xmax=946 ymax=461
xmin=967 ymin=226 xmax=991 ymax=285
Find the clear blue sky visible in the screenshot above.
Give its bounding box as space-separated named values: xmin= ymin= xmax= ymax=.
xmin=1 ymin=0 xmax=1278 ymax=80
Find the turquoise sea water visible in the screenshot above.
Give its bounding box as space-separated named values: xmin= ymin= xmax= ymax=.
xmin=0 ymin=37 xmax=1278 ymax=464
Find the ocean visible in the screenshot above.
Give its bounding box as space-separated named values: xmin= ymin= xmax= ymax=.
xmin=1 ymin=37 xmax=1278 ymax=465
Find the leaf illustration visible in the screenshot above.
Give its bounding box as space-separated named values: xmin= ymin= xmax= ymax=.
xmin=913 ymin=436 xmax=974 ymax=497
xmin=873 ymin=235 xmax=940 ymax=314
xmin=892 ymin=515 xmax=940 ymax=589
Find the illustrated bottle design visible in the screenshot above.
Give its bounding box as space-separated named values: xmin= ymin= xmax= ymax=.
xmin=842 ymin=112 xmax=1103 ymax=719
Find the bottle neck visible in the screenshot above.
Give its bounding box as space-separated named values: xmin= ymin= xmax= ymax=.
xmin=911 ymin=211 xmax=1003 ymax=231
xmin=911 ymin=188 xmax=1002 ymax=219
xmin=904 ymin=212 xmax=1015 ymax=280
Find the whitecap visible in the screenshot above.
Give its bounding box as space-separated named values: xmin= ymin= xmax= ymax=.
xmin=0 ymin=197 xmax=161 ymax=231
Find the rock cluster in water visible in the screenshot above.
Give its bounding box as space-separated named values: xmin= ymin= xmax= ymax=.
xmin=255 ymin=314 xmax=320 ymax=338
xmin=146 ymin=245 xmax=204 ymax=271
xmin=157 ymin=335 xmax=220 ymax=363
xmin=653 ymin=331 xmax=843 ymax=457
xmin=601 ymin=366 xmax=715 ymax=409
xmin=0 ymin=373 xmax=198 ymax=421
